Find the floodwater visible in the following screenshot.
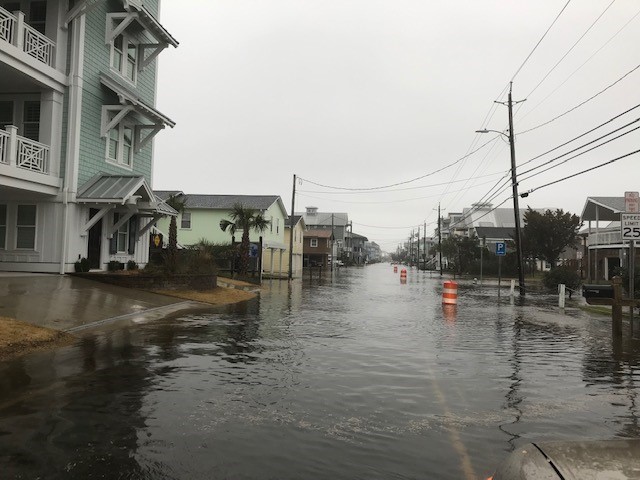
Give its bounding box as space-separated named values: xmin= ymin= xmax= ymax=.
xmin=1 ymin=264 xmax=640 ymax=479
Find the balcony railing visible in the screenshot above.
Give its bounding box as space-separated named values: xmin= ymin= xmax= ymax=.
xmin=588 ymin=230 xmax=622 ymax=247
xmin=0 ymin=6 xmax=55 ymax=67
xmin=0 ymin=126 xmax=50 ymax=174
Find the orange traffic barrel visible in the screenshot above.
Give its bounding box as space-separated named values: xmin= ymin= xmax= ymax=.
xmin=442 ymin=280 xmax=458 ymax=304
xmin=393 ymin=265 xmax=398 ymax=273
xmin=400 ymin=268 xmax=407 ymax=283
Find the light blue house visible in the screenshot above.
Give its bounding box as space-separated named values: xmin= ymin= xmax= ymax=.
xmin=0 ymin=0 xmax=177 ymax=272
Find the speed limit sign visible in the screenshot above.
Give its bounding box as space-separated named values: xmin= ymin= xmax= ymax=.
xmin=621 ymin=213 xmax=640 ymax=240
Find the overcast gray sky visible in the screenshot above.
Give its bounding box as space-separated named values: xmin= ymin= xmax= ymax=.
xmin=153 ymin=0 xmax=640 ymax=251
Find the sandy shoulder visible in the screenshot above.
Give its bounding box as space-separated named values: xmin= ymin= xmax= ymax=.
xmin=148 ymin=286 xmax=258 ymax=305
xmin=0 ymin=317 xmax=76 ymax=361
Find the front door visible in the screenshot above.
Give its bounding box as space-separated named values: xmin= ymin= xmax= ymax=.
xmin=87 ymin=209 xmax=102 ymax=269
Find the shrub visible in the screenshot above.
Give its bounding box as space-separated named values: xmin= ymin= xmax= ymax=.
xmin=543 ymin=266 xmax=581 ymax=291
xmin=127 ymin=260 xmax=138 ymax=270
xmin=107 ymin=260 xmax=124 ymax=271
xmin=74 ymin=257 xmax=90 ymax=272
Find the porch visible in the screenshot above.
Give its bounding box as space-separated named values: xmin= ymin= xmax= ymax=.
xmin=0 ymin=5 xmax=56 ymax=67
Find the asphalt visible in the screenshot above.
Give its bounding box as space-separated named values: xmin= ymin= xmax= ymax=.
xmin=0 ymin=273 xmax=211 ymax=332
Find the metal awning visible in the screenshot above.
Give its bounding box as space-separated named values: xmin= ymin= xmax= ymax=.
xmin=78 ymin=174 xmax=154 ymax=205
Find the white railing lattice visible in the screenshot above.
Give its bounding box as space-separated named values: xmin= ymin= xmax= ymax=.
xmin=23 ymin=23 xmax=54 ymax=66
xmin=17 ymin=136 xmax=49 ymax=174
xmin=0 ymin=6 xmax=16 ymax=44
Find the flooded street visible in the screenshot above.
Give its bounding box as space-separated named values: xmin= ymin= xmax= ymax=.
xmin=1 ymin=263 xmax=640 ymax=479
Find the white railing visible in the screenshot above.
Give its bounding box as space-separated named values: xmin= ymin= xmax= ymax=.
xmin=0 ymin=129 xmax=8 ymax=165
xmin=1 ymin=126 xmax=50 ymax=175
xmin=0 ymin=6 xmax=16 ymax=44
xmin=23 ymin=23 xmax=54 ymax=66
xmin=0 ymin=6 xmax=55 ymax=67
xmin=588 ymin=230 xmax=622 ymax=246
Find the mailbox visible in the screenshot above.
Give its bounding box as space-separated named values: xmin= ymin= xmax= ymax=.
xmin=582 ymin=284 xmax=614 ymax=300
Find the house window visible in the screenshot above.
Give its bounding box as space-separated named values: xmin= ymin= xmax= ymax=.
xmin=0 ymin=204 xmax=6 ymax=249
xmin=114 ymin=212 xmax=129 ymax=253
xmin=29 ymin=1 xmax=47 ymax=35
xmin=106 ymin=113 xmax=133 ymax=168
xmin=22 ymin=101 xmax=40 ymax=141
xmin=111 ymin=34 xmax=138 ymax=84
xmin=276 ymin=218 xmax=279 ymax=234
xmin=0 ymin=101 xmax=13 ymax=130
xmin=270 ymin=216 xmax=273 ymax=233
xmin=16 ymin=204 xmax=36 ymax=249
xmin=310 ymin=238 xmax=318 ymax=247
xmin=180 ymin=212 xmax=191 ymax=229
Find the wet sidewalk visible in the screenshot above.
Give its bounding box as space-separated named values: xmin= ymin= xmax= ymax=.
xmin=0 ymin=273 xmax=209 ymax=332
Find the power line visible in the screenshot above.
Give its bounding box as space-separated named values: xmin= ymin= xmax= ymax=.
xmin=521 ymin=148 xmax=640 ymax=196
xmin=511 ymin=0 xmax=572 ymax=81
xmin=519 ymin=62 xmax=640 ymax=134
xmin=297 ymin=137 xmax=499 ymax=192
xmin=517 ymin=6 xmax=640 ymax=123
xmin=519 ymin=117 xmax=640 ymax=178
xmin=518 ymin=103 xmax=640 ymax=168
xmin=524 ymin=0 xmax=617 ymax=100
xmin=296 ymin=171 xmax=504 ymax=195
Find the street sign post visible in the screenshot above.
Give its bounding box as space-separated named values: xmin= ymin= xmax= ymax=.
xmin=621 ymin=210 xmax=639 ymax=326
xmin=495 ymin=242 xmax=506 ymax=296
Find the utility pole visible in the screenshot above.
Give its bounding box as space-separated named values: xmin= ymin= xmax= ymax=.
xmin=331 ymin=213 xmax=334 ymax=272
xmin=417 ymin=226 xmax=420 ymax=270
xmin=423 ymin=221 xmax=426 ymax=269
xmin=438 ymin=203 xmax=443 ymax=276
xmin=288 ymin=174 xmax=296 ymax=281
xmin=507 ymin=82 xmax=526 ymax=296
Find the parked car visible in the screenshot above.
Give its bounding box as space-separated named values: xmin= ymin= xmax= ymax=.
xmin=489 ymin=439 xmax=640 ymax=479
xmin=334 ymin=260 xmax=344 ymax=267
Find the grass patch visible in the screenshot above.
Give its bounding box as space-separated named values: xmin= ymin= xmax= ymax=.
xmin=148 ymin=286 xmax=257 ymax=306
xmin=0 ymin=317 xmax=76 ymax=361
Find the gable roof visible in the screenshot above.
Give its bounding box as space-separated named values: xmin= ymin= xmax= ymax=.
xmin=581 ymin=197 xmax=625 ymax=221
xmin=152 ymin=193 xmax=288 ymax=218
xmin=286 ymin=215 xmax=305 ymax=228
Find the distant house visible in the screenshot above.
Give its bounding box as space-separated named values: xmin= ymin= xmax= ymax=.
xmin=303 ymin=230 xmax=334 ymax=268
xmin=581 ymin=196 xmax=634 ymax=281
xmin=365 ymin=241 xmax=382 ymax=263
xmin=298 ymin=207 xmax=346 ymax=259
xmin=154 ymin=191 xmax=289 ymax=277
xmin=283 ymin=215 xmax=305 ymax=278
xmin=347 ymin=232 xmax=368 ymax=265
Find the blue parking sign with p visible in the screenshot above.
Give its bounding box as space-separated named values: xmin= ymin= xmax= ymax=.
xmin=495 ymin=242 xmax=506 ymax=256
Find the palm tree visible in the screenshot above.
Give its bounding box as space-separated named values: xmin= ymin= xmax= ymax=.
xmin=164 ymin=194 xmax=187 ymax=271
xmin=219 ymin=203 xmax=270 ymax=275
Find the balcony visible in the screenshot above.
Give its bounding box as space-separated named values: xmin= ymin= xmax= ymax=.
xmin=588 ymin=230 xmax=623 ymax=247
xmin=0 ymin=126 xmax=50 ymax=175
xmin=0 ymin=6 xmax=55 ymax=67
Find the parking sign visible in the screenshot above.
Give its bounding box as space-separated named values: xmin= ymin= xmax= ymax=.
xmin=495 ymin=242 xmax=506 ymax=256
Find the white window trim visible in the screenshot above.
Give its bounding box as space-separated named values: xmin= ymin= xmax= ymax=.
xmin=15 ymin=204 xmax=37 ymax=251
xmin=109 ymin=32 xmax=139 ymax=85
xmin=310 ymin=238 xmax=318 ymax=248
xmin=180 ymin=212 xmax=191 ymax=229
xmin=103 ymin=107 xmax=135 ymax=170
xmin=114 ymin=212 xmax=130 ymax=253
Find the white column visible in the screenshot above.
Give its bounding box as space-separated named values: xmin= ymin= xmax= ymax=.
xmin=39 ymin=91 xmax=63 ymax=177
xmin=14 ymin=11 xmax=24 ymax=50
xmin=5 ymin=125 xmax=17 ymax=166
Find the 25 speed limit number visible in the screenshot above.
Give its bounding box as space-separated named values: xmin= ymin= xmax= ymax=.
xmin=621 ymin=214 xmax=640 ymax=240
